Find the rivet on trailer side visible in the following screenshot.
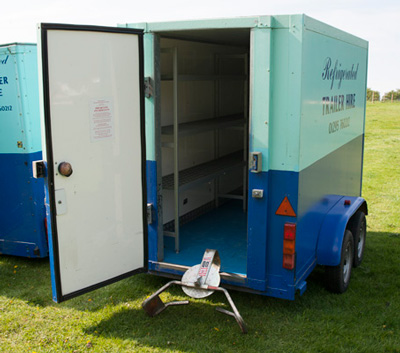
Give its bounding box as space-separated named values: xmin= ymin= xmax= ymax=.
xmin=34 ymin=14 xmax=368 ymax=329
xmin=0 ymin=43 xmax=47 ymax=258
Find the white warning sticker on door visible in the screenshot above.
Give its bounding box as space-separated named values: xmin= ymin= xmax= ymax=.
xmin=90 ymin=98 xmax=114 ymax=142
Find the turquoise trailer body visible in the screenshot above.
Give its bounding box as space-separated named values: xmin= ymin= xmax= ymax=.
xmin=0 ymin=43 xmax=47 ymax=258
xmin=125 ymin=15 xmax=368 ymax=299
xmin=37 ymin=15 xmax=368 ymax=304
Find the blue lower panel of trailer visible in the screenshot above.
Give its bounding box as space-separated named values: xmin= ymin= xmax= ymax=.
xmin=0 ymin=152 xmax=47 ymax=258
xmin=163 ymin=200 xmax=247 ymax=275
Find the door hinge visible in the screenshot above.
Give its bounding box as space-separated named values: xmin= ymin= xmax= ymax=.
xmin=144 ymin=77 xmax=153 ymax=98
xmin=147 ymin=203 xmax=154 ymax=224
xmin=250 ymin=152 xmax=262 ymax=173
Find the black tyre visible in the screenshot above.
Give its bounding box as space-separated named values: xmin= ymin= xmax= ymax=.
xmin=349 ymin=211 xmax=366 ymax=268
xmin=325 ymin=230 xmax=354 ymax=294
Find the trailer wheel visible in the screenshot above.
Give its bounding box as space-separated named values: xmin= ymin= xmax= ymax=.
xmin=349 ymin=211 xmax=366 ymax=268
xmin=325 ymin=230 xmax=354 ymax=294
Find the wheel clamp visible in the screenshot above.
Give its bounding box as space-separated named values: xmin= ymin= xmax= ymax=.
xmin=142 ymin=249 xmax=247 ymax=333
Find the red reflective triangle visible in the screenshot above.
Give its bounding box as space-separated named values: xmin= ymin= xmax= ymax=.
xmin=276 ymin=196 xmax=296 ymax=217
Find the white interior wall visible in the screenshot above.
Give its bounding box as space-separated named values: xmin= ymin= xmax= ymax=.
xmin=160 ymin=37 xmax=248 ymax=223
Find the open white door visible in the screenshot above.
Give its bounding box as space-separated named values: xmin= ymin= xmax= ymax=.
xmin=39 ymin=24 xmax=147 ymax=302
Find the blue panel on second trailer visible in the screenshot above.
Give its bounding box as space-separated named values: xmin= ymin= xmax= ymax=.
xmin=0 ymin=43 xmax=47 ymax=258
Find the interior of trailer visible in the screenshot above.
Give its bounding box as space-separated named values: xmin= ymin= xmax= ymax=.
xmin=157 ymin=28 xmax=250 ymax=275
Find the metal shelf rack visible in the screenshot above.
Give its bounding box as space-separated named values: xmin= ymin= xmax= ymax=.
xmin=162 ymin=151 xmax=245 ymax=191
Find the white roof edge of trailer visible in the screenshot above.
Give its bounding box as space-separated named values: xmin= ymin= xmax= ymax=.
xmin=121 ymin=14 xmax=368 ymax=49
xmin=268 ymin=14 xmax=368 ymax=49
xmin=121 ymin=15 xmax=272 ymax=32
xmin=302 ymin=15 xmax=368 ymax=49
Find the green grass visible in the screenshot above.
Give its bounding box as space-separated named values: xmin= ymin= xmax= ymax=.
xmin=1 ymin=102 xmax=399 ymax=352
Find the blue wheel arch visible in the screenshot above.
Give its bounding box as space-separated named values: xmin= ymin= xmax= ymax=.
xmin=317 ymin=196 xmax=367 ymax=267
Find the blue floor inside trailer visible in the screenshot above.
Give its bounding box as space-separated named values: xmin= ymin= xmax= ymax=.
xmin=163 ymin=200 xmax=247 ymax=275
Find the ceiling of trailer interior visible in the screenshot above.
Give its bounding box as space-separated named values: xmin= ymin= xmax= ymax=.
xmin=158 ymin=28 xmax=250 ymax=47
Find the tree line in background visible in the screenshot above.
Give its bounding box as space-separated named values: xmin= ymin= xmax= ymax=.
xmin=367 ymin=88 xmax=400 ymax=102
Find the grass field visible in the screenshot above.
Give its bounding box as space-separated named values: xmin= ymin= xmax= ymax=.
xmin=1 ymin=102 xmax=399 ymax=352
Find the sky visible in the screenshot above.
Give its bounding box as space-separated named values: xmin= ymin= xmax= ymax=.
xmin=1 ymin=0 xmax=399 ymax=95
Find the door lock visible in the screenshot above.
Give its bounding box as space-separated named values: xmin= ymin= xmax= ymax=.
xmin=252 ymin=189 xmax=264 ymax=198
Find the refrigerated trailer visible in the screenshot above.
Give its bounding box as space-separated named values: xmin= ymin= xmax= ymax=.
xmin=0 ymin=43 xmax=47 ymax=258
xmin=34 ymin=14 xmax=368 ymax=303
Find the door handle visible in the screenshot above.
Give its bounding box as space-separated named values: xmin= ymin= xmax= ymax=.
xmin=58 ymin=162 xmax=73 ymax=177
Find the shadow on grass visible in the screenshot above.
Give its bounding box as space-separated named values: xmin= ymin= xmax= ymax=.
xmin=0 ymin=254 xmax=53 ymax=307
xmin=84 ymin=305 xmax=226 ymax=352
xmin=82 ymin=289 xmax=278 ymax=352
xmin=0 ymin=254 xmax=175 ymax=310
xmin=0 ymin=254 xmax=172 ymax=310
